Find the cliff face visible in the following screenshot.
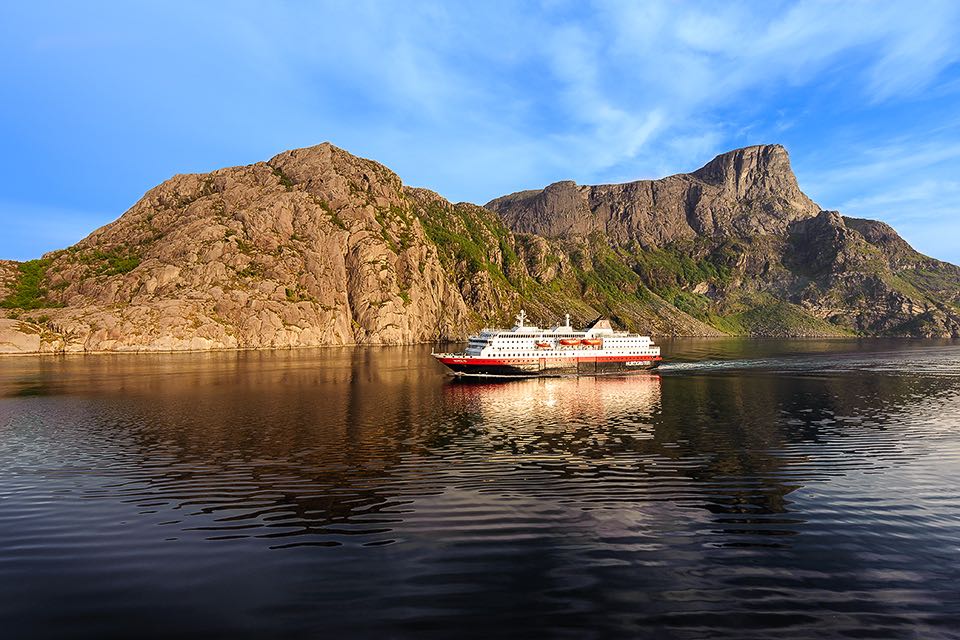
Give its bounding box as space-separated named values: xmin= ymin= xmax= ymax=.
xmin=1 ymin=142 xmax=958 ymax=353
xmin=487 ymin=145 xmax=960 ymax=338
xmin=487 ymin=145 xmax=820 ymax=246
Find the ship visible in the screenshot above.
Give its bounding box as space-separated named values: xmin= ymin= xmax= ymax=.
xmin=432 ymin=310 xmax=662 ymax=377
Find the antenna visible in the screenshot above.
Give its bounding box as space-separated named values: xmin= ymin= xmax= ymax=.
xmin=565 ymin=313 xmax=570 ymax=327
xmin=515 ymin=309 xmax=527 ymax=327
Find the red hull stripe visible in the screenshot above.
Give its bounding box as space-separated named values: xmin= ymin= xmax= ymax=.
xmin=438 ymin=355 xmax=662 ymax=365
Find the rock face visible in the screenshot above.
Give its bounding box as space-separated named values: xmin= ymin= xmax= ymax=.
xmin=487 ymin=145 xmax=820 ymax=246
xmin=0 ymin=145 xmax=480 ymax=352
xmin=487 ymin=145 xmax=960 ymax=338
xmin=1 ymin=142 xmax=958 ymax=353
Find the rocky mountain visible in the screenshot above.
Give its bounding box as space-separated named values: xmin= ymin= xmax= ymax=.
xmin=488 ymin=144 xmax=960 ymax=338
xmin=489 ymin=145 xmax=821 ymax=244
xmin=1 ymin=143 xmax=958 ymax=353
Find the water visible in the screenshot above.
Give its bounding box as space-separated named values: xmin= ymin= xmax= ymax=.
xmin=1 ymin=339 xmax=959 ymax=639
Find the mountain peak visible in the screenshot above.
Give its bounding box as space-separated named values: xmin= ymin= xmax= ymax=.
xmin=691 ymin=143 xmax=791 ymax=185
xmin=486 ymin=144 xmax=820 ymax=244
xmin=685 ymin=143 xmax=818 ymax=220
xmin=266 ymin=141 xmax=403 ymax=193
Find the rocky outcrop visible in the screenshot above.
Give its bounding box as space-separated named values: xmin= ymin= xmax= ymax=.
xmin=487 ymin=144 xmax=820 ymax=247
xmin=1 ymin=142 xmax=958 ymax=353
xmin=0 ymin=320 xmax=42 ymax=353
xmin=1 ymin=144 xmax=478 ymax=352
xmin=787 ymin=212 xmax=960 ymax=336
xmin=2 ymin=142 xmax=719 ymax=354
xmin=489 ymin=145 xmax=960 ymax=338
xmin=0 ymin=261 xmax=17 ymax=301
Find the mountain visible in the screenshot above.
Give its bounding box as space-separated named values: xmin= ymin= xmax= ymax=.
xmin=488 ymin=144 xmax=960 ymax=338
xmin=488 ymin=145 xmax=821 ymax=243
xmin=1 ymin=143 xmax=958 ymax=353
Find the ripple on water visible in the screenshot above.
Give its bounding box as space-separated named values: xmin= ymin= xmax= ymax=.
xmin=0 ymin=341 xmax=959 ymax=637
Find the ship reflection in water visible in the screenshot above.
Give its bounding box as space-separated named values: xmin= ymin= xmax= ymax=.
xmin=1 ymin=340 xmax=959 ymax=638
xmin=444 ymin=373 xmax=662 ymax=444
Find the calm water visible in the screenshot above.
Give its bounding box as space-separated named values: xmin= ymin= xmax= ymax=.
xmin=1 ymin=340 xmax=959 ymax=639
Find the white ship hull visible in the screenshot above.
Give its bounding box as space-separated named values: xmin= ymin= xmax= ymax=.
xmin=433 ymin=311 xmax=662 ymax=378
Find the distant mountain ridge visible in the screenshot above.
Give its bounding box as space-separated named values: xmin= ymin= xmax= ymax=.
xmin=1 ymin=142 xmax=958 ymax=353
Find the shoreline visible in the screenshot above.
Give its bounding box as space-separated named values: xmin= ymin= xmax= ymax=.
xmin=1 ymin=334 xmax=957 ymax=358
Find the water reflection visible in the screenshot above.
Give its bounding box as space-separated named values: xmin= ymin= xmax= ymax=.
xmin=443 ymin=374 xmax=661 ymax=449
xmin=1 ymin=347 xmax=957 ymax=550
xmin=1 ymin=342 xmax=959 ymax=638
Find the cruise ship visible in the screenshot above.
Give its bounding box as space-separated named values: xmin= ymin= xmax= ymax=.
xmin=432 ymin=310 xmax=662 ymax=377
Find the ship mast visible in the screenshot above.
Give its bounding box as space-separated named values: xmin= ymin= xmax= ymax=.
xmin=515 ymin=309 xmax=527 ymax=328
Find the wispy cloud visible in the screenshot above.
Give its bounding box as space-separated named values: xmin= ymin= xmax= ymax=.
xmin=843 ymin=177 xmax=960 ymax=261
xmin=798 ymin=134 xmax=960 ymax=259
xmin=808 ymin=140 xmax=960 ymax=190
xmin=184 ymin=0 xmax=960 ymax=192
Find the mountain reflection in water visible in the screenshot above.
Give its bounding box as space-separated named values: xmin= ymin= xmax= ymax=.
xmin=0 ymin=340 xmax=958 ymax=638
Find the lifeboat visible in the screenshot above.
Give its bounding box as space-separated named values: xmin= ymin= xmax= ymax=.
xmin=581 ymin=338 xmax=603 ymax=346
xmin=536 ymin=341 xmax=552 ymax=348
xmin=558 ymin=338 xmax=580 ymax=346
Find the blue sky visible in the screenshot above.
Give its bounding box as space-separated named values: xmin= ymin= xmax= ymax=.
xmin=2 ymin=1 xmax=960 ymax=262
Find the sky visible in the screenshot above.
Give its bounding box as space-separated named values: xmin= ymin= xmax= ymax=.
xmin=2 ymin=1 xmax=960 ymax=262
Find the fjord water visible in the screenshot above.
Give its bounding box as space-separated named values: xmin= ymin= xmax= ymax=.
xmin=1 ymin=341 xmax=959 ymax=639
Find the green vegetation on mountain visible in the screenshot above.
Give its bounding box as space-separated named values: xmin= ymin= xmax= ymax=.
xmin=1 ymin=258 xmax=61 ymax=310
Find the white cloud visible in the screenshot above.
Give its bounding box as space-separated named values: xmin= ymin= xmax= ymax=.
xmin=253 ymin=1 xmax=960 ymax=264
xmin=215 ymin=0 xmax=960 ymax=191
xmin=810 ymin=141 xmax=960 ymax=191
xmin=842 ymin=179 xmax=960 ymax=222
